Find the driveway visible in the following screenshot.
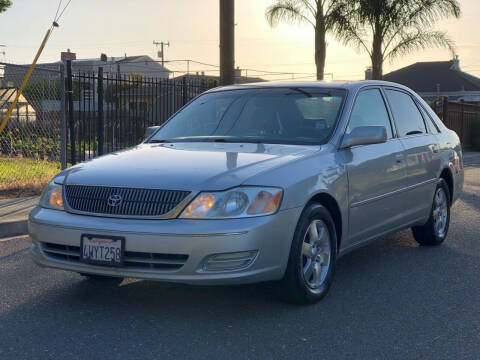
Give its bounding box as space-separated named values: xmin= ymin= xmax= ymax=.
xmin=1 ymin=154 xmax=479 ymax=360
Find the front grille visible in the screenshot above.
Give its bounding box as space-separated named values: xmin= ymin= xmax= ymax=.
xmin=64 ymin=185 xmax=190 ymax=218
xmin=41 ymin=242 xmax=189 ymax=271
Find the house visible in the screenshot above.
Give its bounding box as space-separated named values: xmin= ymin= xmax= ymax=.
xmin=0 ymin=88 xmax=37 ymax=122
xmin=97 ymin=55 xmax=170 ymax=79
xmin=172 ymin=68 xmax=264 ymax=85
xmin=3 ymin=54 xmax=170 ymax=87
xmin=117 ymin=82 xmax=207 ymax=124
xmin=116 ymin=70 xmax=266 ymax=124
xmin=382 ymin=56 xmax=480 ymax=102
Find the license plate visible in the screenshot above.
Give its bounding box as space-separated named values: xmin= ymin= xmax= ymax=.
xmin=81 ymin=235 xmax=124 ymax=266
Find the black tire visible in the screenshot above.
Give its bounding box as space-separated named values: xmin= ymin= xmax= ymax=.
xmin=280 ymin=203 xmax=338 ymax=305
xmin=412 ymin=179 xmax=451 ymax=246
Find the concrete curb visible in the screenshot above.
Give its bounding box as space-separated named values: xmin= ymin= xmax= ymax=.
xmin=0 ymin=220 xmax=28 ymax=238
xmin=0 ymin=196 xmax=38 ymax=238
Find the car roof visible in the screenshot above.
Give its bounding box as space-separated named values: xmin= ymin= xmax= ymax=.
xmin=205 ymin=80 xmax=412 ymax=94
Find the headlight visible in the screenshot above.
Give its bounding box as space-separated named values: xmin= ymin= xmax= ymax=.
xmin=180 ymin=187 xmax=283 ymax=219
xmin=39 ymin=181 xmax=65 ymax=211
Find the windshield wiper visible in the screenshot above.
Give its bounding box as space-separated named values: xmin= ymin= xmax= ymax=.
xmin=214 ymin=138 xmax=264 ymax=144
xmin=149 ymin=139 xmax=171 ymax=143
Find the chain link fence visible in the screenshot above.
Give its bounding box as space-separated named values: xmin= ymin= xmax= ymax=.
xmin=0 ymin=61 xmax=217 ymax=198
xmin=0 ymin=62 xmax=63 ymax=197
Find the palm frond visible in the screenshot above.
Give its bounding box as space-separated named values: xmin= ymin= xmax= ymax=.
xmin=265 ymin=0 xmax=315 ymax=28
xmin=0 ymin=0 xmax=12 ymax=13
xmin=329 ymin=2 xmax=371 ymax=55
xmin=384 ymin=30 xmax=456 ymax=61
xmin=406 ymin=0 xmax=460 ymax=28
xmin=299 ymin=0 xmax=317 ymax=19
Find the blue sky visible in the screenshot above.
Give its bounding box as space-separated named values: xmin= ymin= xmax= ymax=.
xmin=0 ymin=0 xmax=478 ymax=80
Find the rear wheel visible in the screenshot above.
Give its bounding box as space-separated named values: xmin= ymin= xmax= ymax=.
xmin=281 ymin=203 xmax=337 ymax=304
xmin=412 ymin=179 xmax=450 ymax=246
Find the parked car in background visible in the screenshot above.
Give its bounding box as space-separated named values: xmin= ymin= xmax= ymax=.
xmin=29 ymin=81 xmax=463 ymax=304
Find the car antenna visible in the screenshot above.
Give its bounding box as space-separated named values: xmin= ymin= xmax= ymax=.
xmin=289 ymin=87 xmax=312 ymax=98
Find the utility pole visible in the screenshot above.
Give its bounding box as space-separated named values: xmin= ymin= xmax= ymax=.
xmin=153 ymin=41 xmax=169 ymax=68
xmin=219 ymin=0 xmax=234 ymax=85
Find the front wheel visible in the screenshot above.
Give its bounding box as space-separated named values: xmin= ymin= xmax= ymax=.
xmin=281 ymin=203 xmax=337 ymax=304
xmin=412 ymin=179 xmax=451 ymax=246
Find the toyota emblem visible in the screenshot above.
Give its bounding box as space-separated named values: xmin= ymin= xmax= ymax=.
xmin=107 ymin=194 xmax=123 ymax=207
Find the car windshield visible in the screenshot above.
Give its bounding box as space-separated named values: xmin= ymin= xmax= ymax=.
xmin=148 ymin=87 xmax=346 ymax=145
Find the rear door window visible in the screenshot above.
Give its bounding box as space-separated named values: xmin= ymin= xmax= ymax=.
xmin=419 ymin=106 xmax=441 ymax=134
xmin=385 ymin=89 xmax=426 ymax=137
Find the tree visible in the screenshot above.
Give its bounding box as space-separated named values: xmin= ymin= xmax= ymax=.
xmin=332 ymin=0 xmax=461 ymax=79
xmin=265 ymin=0 xmax=339 ymax=80
xmin=0 ymin=0 xmax=12 ymax=13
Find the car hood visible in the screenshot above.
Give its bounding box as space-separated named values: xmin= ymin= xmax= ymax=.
xmin=61 ymin=142 xmax=320 ymax=191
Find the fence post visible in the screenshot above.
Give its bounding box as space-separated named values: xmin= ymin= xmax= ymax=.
xmin=60 ymin=63 xmax=67 ymax=169
xmin=97 ymin=67 xmax=104 ymax=156
xmin=182 ymin=76 xmax=187 ymax=105
xmin=66 ymin=60 xmax=76 ymax=165
xmin=460 ymin=100 xmax=466 ymax=146
xmin=442 ymin=97 xmax=449 ymax=123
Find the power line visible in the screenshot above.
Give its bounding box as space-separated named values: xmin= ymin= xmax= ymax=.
xmin=107 ymin=57 xmax=322 ymax=77
xmin=54 ymin=0 xmax=73 ymax=23
xmin=54 ymin=0 xmax=63 ymax=21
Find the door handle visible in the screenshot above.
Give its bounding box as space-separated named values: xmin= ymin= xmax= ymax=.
xmin=433 ymin=145 xmax=440 ymax=153
xmin=395 ymin=154 xmax=404 ymax=163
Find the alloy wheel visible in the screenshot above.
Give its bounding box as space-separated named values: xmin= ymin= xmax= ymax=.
xmin=433 ymin=187 xmax=448 ymax=238
xmin=301 ymin=219 xmax=331 ymax=289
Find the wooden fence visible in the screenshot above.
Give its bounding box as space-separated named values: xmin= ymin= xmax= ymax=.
xmin=436 ymin=98 xmax=480 ymax=149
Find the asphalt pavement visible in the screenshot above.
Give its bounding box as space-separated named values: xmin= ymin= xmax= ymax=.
xmin=0 ymin=158 xmax=479 ymax=360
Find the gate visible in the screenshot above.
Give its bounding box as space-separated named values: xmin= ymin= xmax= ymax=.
xmin=65 ymin=61 xmax=217 ymax=165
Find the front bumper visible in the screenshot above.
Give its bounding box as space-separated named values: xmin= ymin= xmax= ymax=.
xmin=28 ymin=206 xmax=301 ymax=285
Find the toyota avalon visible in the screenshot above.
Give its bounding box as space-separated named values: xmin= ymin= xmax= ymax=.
xmin=29 ymin=81 xmax=464 ymax=303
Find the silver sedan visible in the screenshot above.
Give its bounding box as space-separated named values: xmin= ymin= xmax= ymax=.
xmin=29 ymin=81 xmax=464 ymax=304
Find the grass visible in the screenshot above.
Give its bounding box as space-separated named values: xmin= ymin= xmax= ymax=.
xmin=0 ymin=157 xmax=61 ymax=199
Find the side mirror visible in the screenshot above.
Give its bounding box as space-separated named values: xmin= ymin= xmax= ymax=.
xmin=341 ymin=126 xmax=387 ymax=149
xmin=145 ymin=126 xmax=160 ymax=139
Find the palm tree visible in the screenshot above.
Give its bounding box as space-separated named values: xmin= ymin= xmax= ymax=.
xmin=265 ymin=0 xmax=339 ymax=80
xmin=0 ymin=0 xmax=12 ymax=13
xmin=331 ymin=0 xmax=461 ymax=80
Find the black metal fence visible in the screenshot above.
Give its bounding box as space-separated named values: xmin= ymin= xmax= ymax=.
xmin=65 ymin=62 xmax=217 ymax=164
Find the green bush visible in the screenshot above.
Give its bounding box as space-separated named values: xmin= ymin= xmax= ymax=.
xmin=23 ymin=80 xmax=81 ymax=101
xmin=0 ymin=119 xmax=60 ymax=161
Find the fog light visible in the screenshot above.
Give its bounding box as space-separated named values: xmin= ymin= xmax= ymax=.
xmin=201 ymin=251 xmax=258 ymax=272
